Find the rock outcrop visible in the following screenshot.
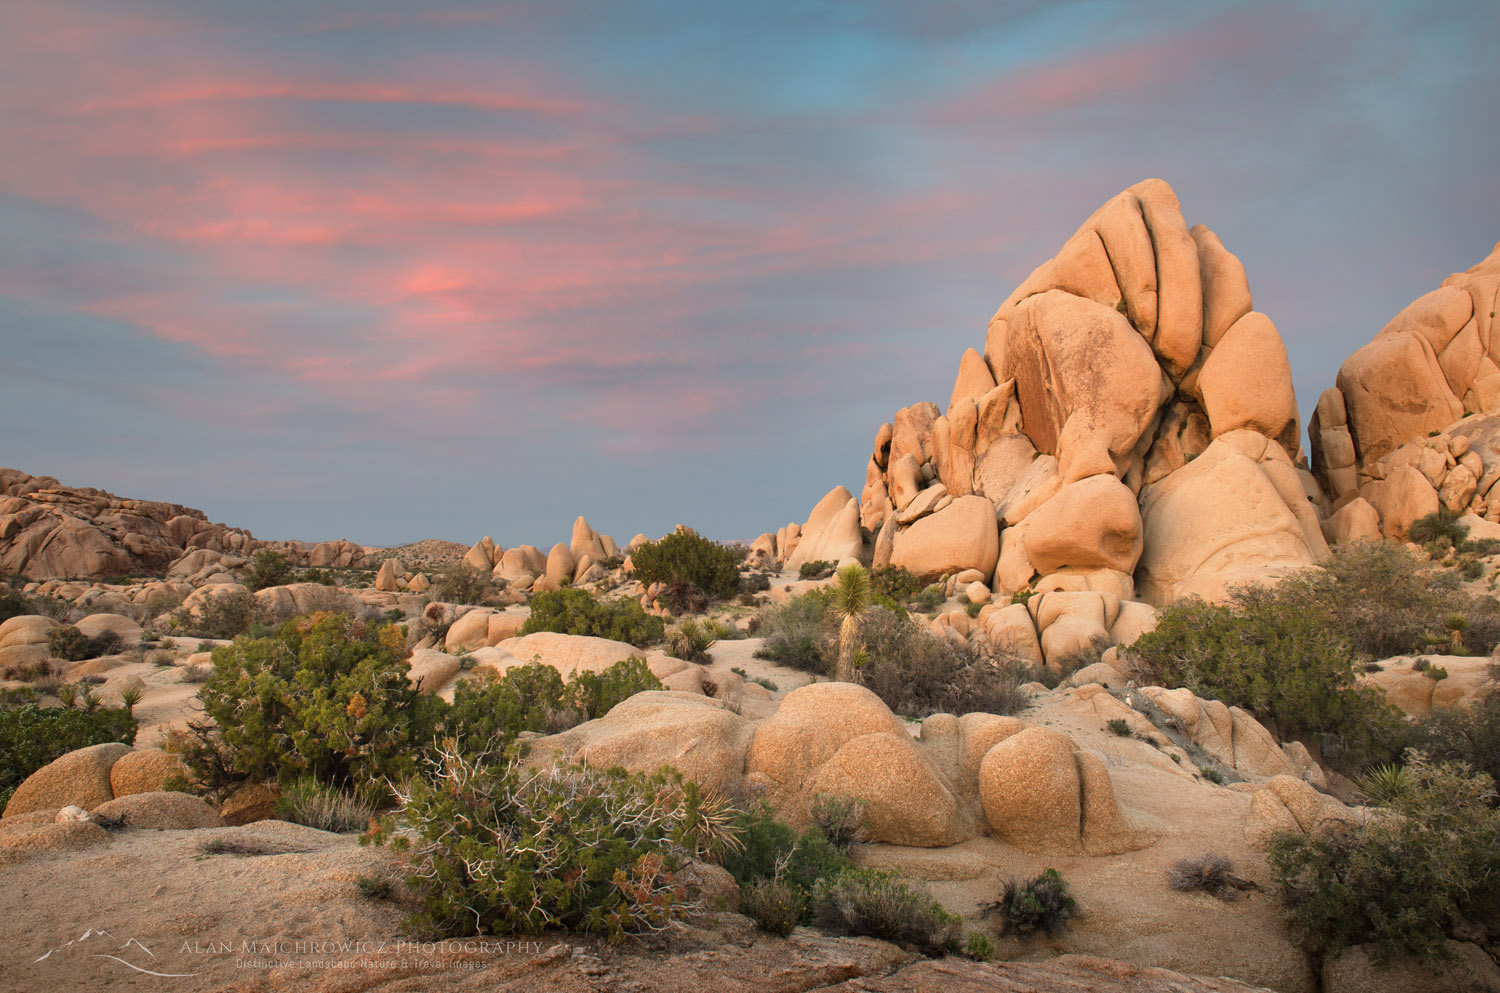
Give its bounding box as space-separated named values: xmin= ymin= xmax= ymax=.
xmin=784 ymin=179 xmax=1325 ymax=606
xmin=1312 ymin=242 xmax=1500 ymax=530
xmin=0 ymin=467 xmax=263 ymax=579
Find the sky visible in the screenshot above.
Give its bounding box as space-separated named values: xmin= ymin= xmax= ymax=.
xmin=2 ymin=0 xmax=1498 ymax=548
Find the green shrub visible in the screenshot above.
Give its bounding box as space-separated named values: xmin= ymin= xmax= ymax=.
xmin=0 ymin=591 xmax=32 ymax=624
xmin=629 ymin=529 xmax=741 ymax=601
xmin=1409 ymin=508 xmax=1467 ymax=547
xmin=719 ymin=801 xmax=853 ymax=918
xmin=912 ymin=585 xmax=946 ymax=613
xmin=275 ymin=778 xmax=376 ymax=832
xmin=740 ymin=877 xmax=804 ymax=936
xmin=798 ymin=560 xmax=836 ymax=581
xmin=242 ymin=549 xmax=293 ymax=592
xmin=856 ymin=607 xmax=1029 ymax=718
xmin=870 ymin=566 xmax=925 ymax=603
xmin=177 ymin=589 xmax=262 ymax=640
xmin=1126 ymin=592 xmax=1407 ymax=769
xmin=370 ymin=754 xmax=734 ymax=941
xmin=963 ymin=931 xmax=997 ymax=961
xmin=740 ymin=573 xmax=772 ymax=594
xmin=178 ymin=613 xmax=443 ymax=802
xmin=443 ymin=657 xmax=661 ymax=755
xmin=753 ymin=591 xmax=833 ymax=672
xmin=1106 ymin=718 xmax=1131 ymax=736
xmin=664 ymin=618 xmax=728 ymax=663
xmin=1412 ymin=680 xmax=1500 ymax=797
xmin=0 ymin=703 xmax=137 ymax=813
xmin=300 ymin=567 xmax=338 ymax=586
xmin=521 ymin=588 xmax=664 ymax=647
xmin=427 ymin=563 xmax=498 ymax=606
xmin=47 ymin=625 xmax=90 ymax=662
xmin=811 ymin=868 xmax=962 ymax=953
xmin=1267 ymin=759 xmax=1500 ymax=965
xmin=985 ymin=867 xmax=1077 ymax=936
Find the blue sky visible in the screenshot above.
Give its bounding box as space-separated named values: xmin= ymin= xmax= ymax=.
xmin=1 ymin=0 xmax=1497 ymax=547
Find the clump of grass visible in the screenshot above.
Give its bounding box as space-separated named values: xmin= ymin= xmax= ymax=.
xmin=1168 ymin=853 xmax=1259 ymax=901
xmin=275 ymin=778 xmax=376 ymax=833
xmin=1106 ymin=718 xmax=1132 ymax=736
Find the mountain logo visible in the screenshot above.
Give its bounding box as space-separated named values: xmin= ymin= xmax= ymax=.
xmin=34 ymin=927 xmax=199 ymax=978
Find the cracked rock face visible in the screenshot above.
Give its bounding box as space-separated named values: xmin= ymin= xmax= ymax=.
xmin=780 ymin=178 xmax=1326 ymax=607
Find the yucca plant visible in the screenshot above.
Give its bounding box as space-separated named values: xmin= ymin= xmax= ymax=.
xmin=1357 ymin=762 xmax=1412 ymax=806
xmin=118 ymin=686 xmax=143 ymax=714
xmin=832 ymin=564 xmax=871 ymax=683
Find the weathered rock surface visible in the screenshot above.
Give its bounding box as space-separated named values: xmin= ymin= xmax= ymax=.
xmin=789 ymin=179 xmax=1320 ymax=607
xmin=0 ymin=466 xmax=265 ymax=579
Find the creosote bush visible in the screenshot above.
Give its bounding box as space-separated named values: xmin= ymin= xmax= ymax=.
xmin=368 ymin=751 xmax=736 ymax=942
xmin=630 ymin=529 xmax=742 ymax=601
xmin=522 ymin=588 xmax=664 ymax=647
xmin=1268 ymin=757 xmax=1500 ymax=966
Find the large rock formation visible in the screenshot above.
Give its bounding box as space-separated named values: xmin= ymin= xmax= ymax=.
xmin=1312 ymin=242 xmax=1500 ymax=534
xmin=784 ymin=179 xmax=1326 ymax=606
xmin=0 ymin=468 xmax=267 ymax=580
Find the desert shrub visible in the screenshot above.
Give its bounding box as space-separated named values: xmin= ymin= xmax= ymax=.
xmin=443 ymin=657 xmax=661 ymax=754
xmin=1167 ymin=853 xmax=1258 ymax=901
xmin=426 ymin=563 xmax=498 ymax=606
xmin=521 ymin=588 xmax=664 ymax=646
xmin=912 ymin=585 xmax=946 ymax=613
xmin=629 ymin=530 xmax=741 ymax=601
xmin=718 ymin=801 xmax=853 ymax=926
xmin=963 ymin=931 xmax=997 ymax=961
xmin=1267 ymin=758 xmax=1500 ymax=965
xmin=740 ymin=572 xmax=771 ymax=594
xmin=870 ymin=566 xmax=926 ymax=603
xmin=857 ymin=607 xmax=1030 ymax=717
xmin=46 ymin=625 xmax=90 ymax=661
xmin=370 ymin=753 xmax=735 ymax=941
xmin=653 ymin=580 xmax=708 ymax=616
xmin=798 ymin=560 xmax=836 ymax=581
xmin=300 ymin=567 xmax=338 ymax=586
xmin=984 ymin=867 xmax=1077 ymax=936
xmin=1409 ymin=508 xmax=1467 ymax=547
xmin=276 ymin=778 xmax=376 ymax=832
xmin=178 ymin=612 xmax=443 ymax=802
xmin=1281 ymin=540 xmax=1500 ymax=658
xmin=242 ymin=549 xmax=293 ymax=592
xmin=0 ymin=703 xmax=137 ymax=814
xmin=1411 ymin=683 xmax=1500 ymax=797
xmin=753 ymin=590 xmax=834 ymax=672
xmin=1106 ymin=718 xmax=1131 ymax=736
xmin=0 ymin=590 xmax=31 ymax=623
xmin=811 ymin=868 xmax=962 ymax=953
xmin=809 ymin=793 xmax=868 ymax=850
xmin=1126 ymin=593 xmax=1407 ymax=769
xmin=740 ymin=877 xmax=804 ymax=936
xmin=178 ymin=589 xmax=262 ymax=640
